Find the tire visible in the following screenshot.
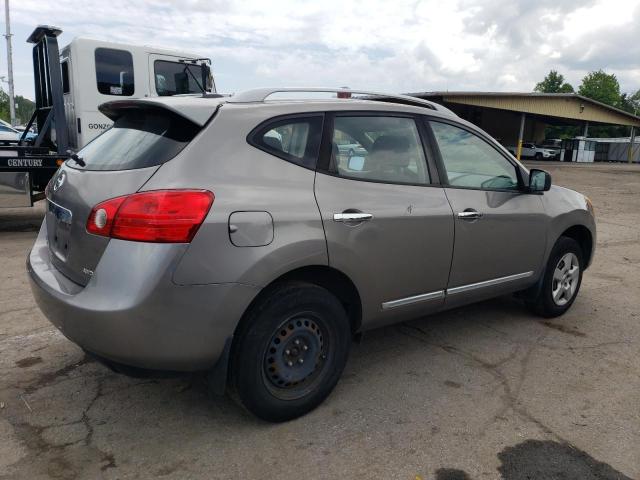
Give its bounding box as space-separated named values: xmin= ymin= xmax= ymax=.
xmin=230 ymin=282 xmax=351 ymax=422
xmin=527 ymin=236 xmax=583 ymax=318
xmin=535 ymin=152 xmax=543 ymax=160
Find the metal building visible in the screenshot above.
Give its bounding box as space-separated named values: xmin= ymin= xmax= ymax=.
xmin=408 ymin=92 xmax=640 ymax=162
xmin=592 ymin=137 xmax=640 ymax=162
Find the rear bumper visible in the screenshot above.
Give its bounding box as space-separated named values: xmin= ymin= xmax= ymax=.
xmin=27 ymin=220 xmax=259 ymax=371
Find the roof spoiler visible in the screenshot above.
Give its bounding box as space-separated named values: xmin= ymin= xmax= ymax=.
xmin=99 ymin=99 xmax=218 ymax=126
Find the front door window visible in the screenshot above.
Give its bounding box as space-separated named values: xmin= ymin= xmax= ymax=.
xmin=430 ymin=121 xmax=519 ymax=190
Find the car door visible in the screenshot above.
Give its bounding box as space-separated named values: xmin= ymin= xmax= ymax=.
xmin=314 ymin=113 xmax=454 ymax=329
xmin=426 ymin=119 xmax=547 ymax=307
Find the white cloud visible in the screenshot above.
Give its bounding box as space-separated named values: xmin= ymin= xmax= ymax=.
xmin=7 ymin=0 xmax=640 ymax=100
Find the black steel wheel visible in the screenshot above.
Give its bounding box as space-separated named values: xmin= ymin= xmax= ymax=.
xmin=262 ymin=314 xmax=329 ymax=400
xmin=230 ymin=282 xmax=351 ymax=422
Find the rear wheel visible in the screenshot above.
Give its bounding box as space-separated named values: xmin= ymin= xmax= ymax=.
xmin=527 ymin=236 xmax=583 ymax=318
xmin=230 ymin=282 xmax=351 ymax=422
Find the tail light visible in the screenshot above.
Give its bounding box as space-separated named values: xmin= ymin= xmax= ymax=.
xmin=87 ymin=190 xmax=214 ymax=243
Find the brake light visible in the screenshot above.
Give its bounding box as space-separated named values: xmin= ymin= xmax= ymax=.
xmin=87 ymin=190 xmax=214 ymax=243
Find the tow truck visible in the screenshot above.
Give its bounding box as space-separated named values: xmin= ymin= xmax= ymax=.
xmin=0 ymin=26 xmax=215 ymax=208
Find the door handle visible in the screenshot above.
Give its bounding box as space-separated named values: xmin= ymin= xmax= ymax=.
xmin=333 ymin=212 xmax=373 ymax=222
xmin=457 ymin=210 xmax=483 ymax=220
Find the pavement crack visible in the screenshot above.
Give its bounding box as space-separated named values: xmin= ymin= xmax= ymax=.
xmin=81 ymin=377 xmax=104 ymax=447
xmin=24 ymin=355 xmax=95 ymax=394
xmin=398 ymin=322 xmax=573 ymax=443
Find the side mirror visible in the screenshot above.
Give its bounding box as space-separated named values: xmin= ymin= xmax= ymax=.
xmin=529 ymin=168 xmax=551 ymax=192
xmin=201 ymin=63 xmax=213 ymax=92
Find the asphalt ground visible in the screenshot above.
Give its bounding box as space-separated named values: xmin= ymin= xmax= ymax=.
xmin=0 ymin=162 xmax=638 ymax=479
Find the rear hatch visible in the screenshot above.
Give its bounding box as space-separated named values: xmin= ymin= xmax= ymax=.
xmin=45 ymin=100 xmax=213 ymax=286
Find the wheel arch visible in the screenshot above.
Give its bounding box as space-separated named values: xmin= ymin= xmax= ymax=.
xmin=240 ymin=265 xmax=363 ymax=336
xmin=209 ymin=265 xmax=361 ymax=395
xmin=560 ymin=224 xmax=594 ymax=269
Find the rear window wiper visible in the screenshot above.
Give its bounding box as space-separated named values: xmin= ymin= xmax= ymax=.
xmin=67 ymin=149 xmax=86 ymax=167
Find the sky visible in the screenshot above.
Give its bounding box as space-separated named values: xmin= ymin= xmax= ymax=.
xmin=6 ymin=0 xmax=640 ymax=101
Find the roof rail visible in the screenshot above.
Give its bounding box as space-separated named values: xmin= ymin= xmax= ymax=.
xmin=226 ymin=87 xmax=454 ymax=115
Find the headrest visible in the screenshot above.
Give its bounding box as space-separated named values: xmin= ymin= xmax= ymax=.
xmin=263 ymin=135 xmax=283 ymax=152
xmin=371 ymin=135 xmax=410 ymax=154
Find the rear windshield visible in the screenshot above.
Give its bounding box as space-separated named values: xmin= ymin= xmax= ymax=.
xmin=72 ymin=109 xmax=200 ymax=171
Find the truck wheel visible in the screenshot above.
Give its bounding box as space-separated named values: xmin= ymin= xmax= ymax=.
xmin=527 ymin=236 xmax=583 ymax=318
xmin=535 ymin=152 xmax=543 ymax=160
xmin=230 ymin=282 xmax=351 ymax=422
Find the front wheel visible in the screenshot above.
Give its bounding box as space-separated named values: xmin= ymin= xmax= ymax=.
xmin=230 ymin=282 xmax=351 ymax=422
xmin=527 ymin=236 xmax=583 ymax=318
xmin=535 ymin=152 xmax=543 ymax=160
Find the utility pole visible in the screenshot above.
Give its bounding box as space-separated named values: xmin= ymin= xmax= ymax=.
xmin=4 ymin=0 xmax=15 ymax=126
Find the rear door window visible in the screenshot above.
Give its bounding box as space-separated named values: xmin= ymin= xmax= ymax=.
xmin=330 ymin=115 xmax=430 ymax=185
xmin=154 ymin=60 xmax=204 ymax=96
xmin=95 ymin=48 xmax=134 ymax=96
xmin=250 ymin=116 xmax=323 ymax=169
xmin=71 ymin=109 xmax=200 ymax=171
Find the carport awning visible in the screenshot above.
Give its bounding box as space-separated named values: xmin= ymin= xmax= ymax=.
xmin=408 ymin=92 xmax=640 ymax=128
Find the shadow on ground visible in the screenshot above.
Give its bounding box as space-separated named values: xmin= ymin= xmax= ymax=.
xmin=436 ymin=440 xmax=633 ymax=480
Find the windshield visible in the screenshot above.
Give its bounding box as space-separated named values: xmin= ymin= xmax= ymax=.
xmin=71 ymin=109 xmax=200 ymax=171
xmin=154 ymin=60 xmax=205 ymax=96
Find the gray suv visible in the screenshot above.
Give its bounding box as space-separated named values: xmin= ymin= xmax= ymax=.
xmin=28 ymin=88 xmax=596 ymax=421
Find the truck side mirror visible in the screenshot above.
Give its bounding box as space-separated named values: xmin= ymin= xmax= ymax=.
xmin=201 ymin=63 xmax=213 ymax=92
xmin=529 ymin=168 xmax=551 ymax=192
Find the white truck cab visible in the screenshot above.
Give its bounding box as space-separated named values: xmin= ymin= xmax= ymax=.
xmin=59 ymin=37 xmax=215 ymax=149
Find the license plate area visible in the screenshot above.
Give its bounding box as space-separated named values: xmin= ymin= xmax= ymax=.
xmin=47 ymin=199 xmax=73 ymax=260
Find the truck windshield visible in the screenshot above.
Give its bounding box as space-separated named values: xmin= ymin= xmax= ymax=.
xmin=71 ymin=109 xmax=200 ymax=171
xmin=154 ymin=60 xmax=204 ymax=96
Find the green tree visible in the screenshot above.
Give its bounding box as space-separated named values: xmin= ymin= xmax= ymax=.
xmin=578 ymin=70 xmax=621 ymax=107
xmin=619 ymin=90 xmax=640 ymax=115
xmin=534 ymin=70 xmax=574 ymax=93
xmin=0 ymin=87 xmax=36 ymax=125
xmin=0 ymin=88 xmax=9 ymax=122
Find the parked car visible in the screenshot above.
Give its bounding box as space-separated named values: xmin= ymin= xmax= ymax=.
xmin=336 ymin=141 xmax=367 ymax=157
xmin=506 ymin=142 xmax=557 ymax=160
xmin=0 ymin=123 xmax=21 ymax=145
xmin=540 ymin=139 xmax=562 ymax=157
xmin=28 ymin=88 xmax=596 ymax=422
xmin=0 ymin=120 xmax=36 ymax=144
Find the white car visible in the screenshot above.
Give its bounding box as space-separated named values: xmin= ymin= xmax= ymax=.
xmin=0 ymin=121 xmax=37 ymax=144
xmin=0 ymin=123 xmax=21 ymax=144
xmin=507 ymin=143 xmax=557 ymax=160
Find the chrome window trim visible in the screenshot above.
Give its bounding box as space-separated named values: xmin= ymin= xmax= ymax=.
xmin=382 ymin=290 xmax=445 ymax=310
xmin=446 ymin=271 xmax=534 ymax=295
